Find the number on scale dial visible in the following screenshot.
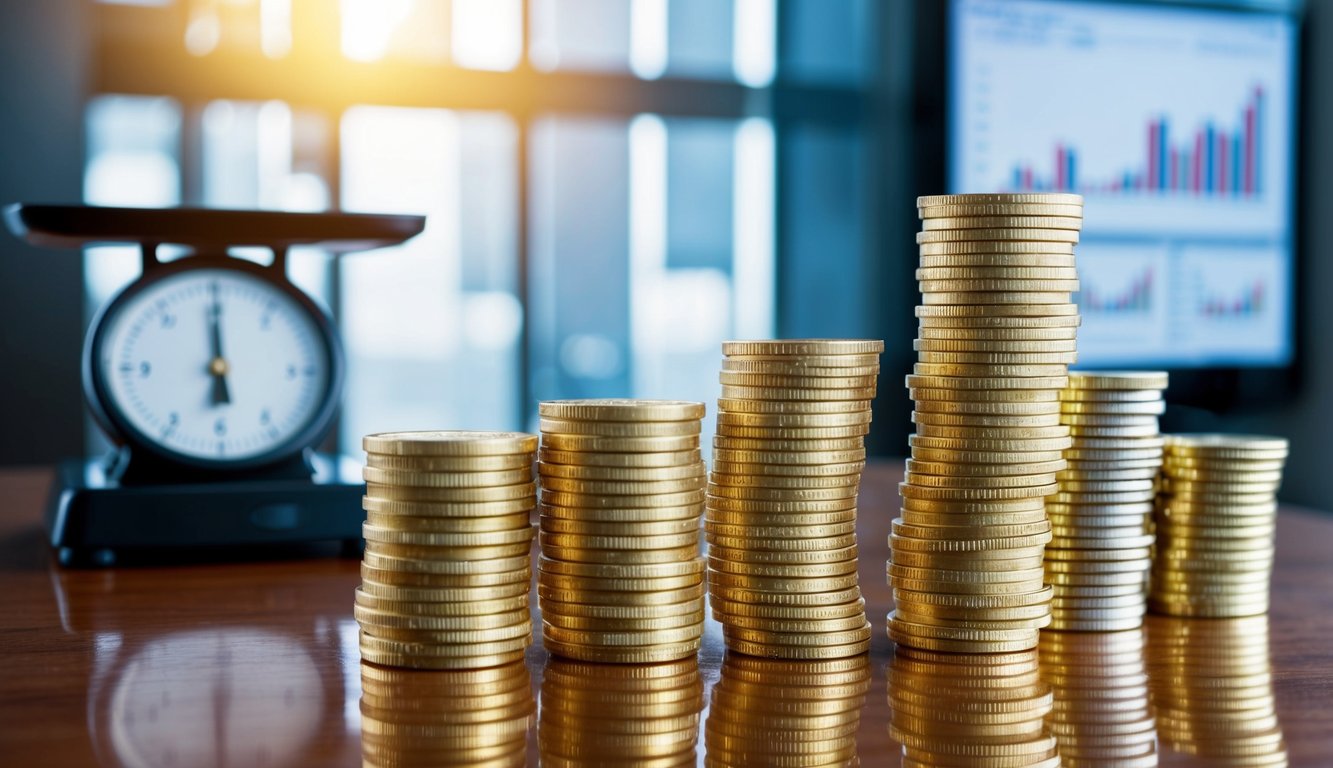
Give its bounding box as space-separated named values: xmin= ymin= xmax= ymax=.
xmin=97 ymin=268 xmax=331 ymax=462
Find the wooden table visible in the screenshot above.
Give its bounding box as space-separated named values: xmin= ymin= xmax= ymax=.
xmin=0 ymin=463 xmax=1330 ymax=766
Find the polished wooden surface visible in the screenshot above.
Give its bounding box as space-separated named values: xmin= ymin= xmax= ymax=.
xmin=0 ymin=463 xmax=1330 ymax=767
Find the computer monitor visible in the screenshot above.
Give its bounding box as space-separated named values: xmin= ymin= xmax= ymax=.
xmin=948 ymin=0 xmax=1300 ymax=373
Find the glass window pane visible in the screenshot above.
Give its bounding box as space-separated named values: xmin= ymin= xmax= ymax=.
xmin=530 ymin=0 xmax=632 ymax=73
xmin=340 ymin=106 xmax=520 ymax=450
xmin=340 ymin=0 xmax=450 ymax=63
xmin=452 ymin=0 xmax=523 ymax=71
xmin=665 ymin=0 xmax=733 ymax=80
xmin=781 ymin=0 xmax=873 ymax=85
xmin=530 ymin=114 xmax=774 ymax=441
xmin=181 ymin=0 xmax=290 ymax=58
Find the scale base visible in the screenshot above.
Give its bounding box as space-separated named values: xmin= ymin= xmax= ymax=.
xmin=47 ymin=454 xmax=365 ymax=567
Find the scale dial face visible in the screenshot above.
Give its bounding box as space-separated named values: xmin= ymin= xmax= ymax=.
xmin=92 ymin=266 xmax=336 ymax=466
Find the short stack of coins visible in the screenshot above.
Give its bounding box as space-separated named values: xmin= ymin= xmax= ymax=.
xmin=1039 ymin=630 xmax=1158 ymax=766
xmin=536 ymin=399 xmax=708 ymax=663
xmin=1151 ymin=434 xmax=1288 ymax=618
xmin=359 ymin=661 xmax=535 ymax=768
xmin=705 ymin=654 xmax=871 ymax=767
xmin=1148 ymin=615 xmax=1288 ymax=766
xmin=706 ymin=338 xmax=884 ymax=660
xmin=356 ymin=431 xmax=538 ymax=670
xmin=889 ymin=192 xmax=1083 ymax=653
xmin=889 ymin=647 xmax=1058 ymax=767
xmin=539 ymin=657 xmax=704 ymax=767
xmin=1047 ymin=371 xmax=1168 ymax=631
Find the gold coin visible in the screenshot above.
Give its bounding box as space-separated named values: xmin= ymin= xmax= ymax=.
xmin=910 ymin=447 xmax=1064 ymax=465
xmin=912 ymin=399 xmax=1065 ymax=416
xmin=538 ymin=399 xmax=705 ymax=422
xmin=890 ymin=530 xmax=1052 ymax=553
xmin=708 ymin=556 xmax=857 ymax=579
xmin=921 ymin=296 xmax=1076 ymax=311
xmin=916 ymin=326 xmax=1079 ymax=342
xmin=910 ymin=438 xmax=1072 ymax=457
xmin=360 ymin=631 xmax=530 ymax=658
xmin=364 ymin=511 xmax=531 ymax=533
xmin=712 ymin=597 xmax=867 ymax=621
xmin=709 ymin=571 xmax=860 ymax=594
xmin=715 ymin=410 xmax=872 ymax=428
xmin=905 ymin=458 xmax=1065 ymax=477
xmin=540 ymin=517 xmax=699 ymax=539
xmin=918 ymin=335 xmax=1078 ymax=354
xmin=718 ymin=371 xmax=879 ymax=389
xmin=904 ymin=471 xmax=1059 ymax=490
xmin=537 ymin=555 xmax=703 ymax=579
xmin=707 ymin=483 xmax=858 ymax=502
xmin=539 ymin=530 xmax=699 ymax=552
xmin=720 ymin=360 xmax=881 ymax=378
xmin=717 ymin=612 xmax=868 ymax=634
xmin=353 ymin=587 xmax=529 ymax=616
xmin=706 ymin=542 xmax=859 ymax=565
xmin=713 ymin=435 xmax=865 ymax=452
xmin=900 ymin=495 xmax=1046 ymax=513
xmin=541 ymin=433 xmax=699 ymax=453
xmin=894 ymin=585 xmax=1052 ymax=609
xmin=542 ymin=610 xmax=703 ymax=633
xmin=920 ymin=214 xmax=1083 ymax=231
xmin=706 ymin=532 xmax=857 ymax=553
xmin=539 ymin=570 xmax=703 ymax=594
xmin=722 ymin=339 xmax=885 ymax=356
xmin=1060 ymin=400 xmax=1166 ymax=416
xmin=540 ymin=489 xmax=705 ymax=509
xmin=910 ymin=388 xmax=1061 ymax=405
xmin=361 ymin=552 xmax=532 ymax=578
xmin=540 ymin=502 xmax=702 ymax=523
xmin=538 ymin=581 xmax=705 ymax=606
xmin=366 ymin=482 xmax=536 ymax=504
xmin=917 ymin=226 xmax=1080 ymax=244
xmin=715 ymin=424 xmax=871 ymax=440
xmin=708 ymin=471 xmax=862 ymax=491
xmin=919 ymin=201 xmax=1084 ymax=218
xmin=710 ymin=461 xmax=866 ymax=480
xmin=914 ymin=363 xmax=1072 ymax=379
xmin=363 ymin=431 xmax=537 ymax=457
xmin=1065 ymin=371 xmax=1169 ymax=390
xmin=917 ymin=305 xmax=1078 ymax=322
xmin=718 ymin=384 xmax=877 ymax=402
xmin=890 ymin=564 xmax=1047 ymax=586
xmin=722 ymin=623 xmax=872 ymax=648
xmin=357 ymin=579 xmax=531 ymax=604
xmin=361 ymin=466 xmax=533 ymax=490
xmin=899 ymin=509 xmax=1048 ymax=528
xmin=711 ymin=448 xmax=867 ymax=466
xmin=361 ymin=539 xmax=531 ymax=564
xmin=363 ymin=522 xmax=534 ymax=547
xmin=887 ymin=625 xmax=1038 ymax=654
xmin=722 ymin=353 xmax=883 ymax=369
xmin=892 ymin=517 xmax=1050 ymax=540
xmin=1161 ymin=455 xmax=1286 ymax=472
xmin=917 ymin=266 xmax=1080 ymax=282
xmin=537 ymin=461 xmax=704 ymax=482
xmin=542 ymin=638 xmax=700 ymax=663
xmin=706 ymin=496 xmax=857 ymax=515
xmin=1062 ymin=413 xmax=1160 ymax=428
xmin=539 ymin=475 xmax=705 ymax=496
xmin=716 ymin=400 xmax=871 ymax=418
xmin=916 ymin=350 xmax=1078 ymax=365
xmin=356 ymin=606 xmax=530 ymax=634
xmin=919 ymin=279 xmax=1081 ymax=295
xmin=540 ymin=543 xmax=699 ymax=565
xmin=918 ymin=193 xmax=1084 ymax=208
xmin=540 ymin=596 xmax=704 ymax=622
xmin=899 ymin=482 xmax=1057 ymax=501
xmin=538 ymin=447 xmax=701 ymax=468
xmin=893 ymin=599 xmax=1050 ymax=623
xmin=539 ymin=417 xmax=701 ymax=438
xmin=365 ymin=452 xmax=533 ymax=471
xmin=359 ymin=647 xmax=527 ymax=670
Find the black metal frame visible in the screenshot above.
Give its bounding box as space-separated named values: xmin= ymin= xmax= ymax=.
xmin=88 ymin=0 xmax=884 ymax=442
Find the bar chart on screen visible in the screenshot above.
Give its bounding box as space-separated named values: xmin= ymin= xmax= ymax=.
xmin=951 ymin=0 xmax=1296 ymax=367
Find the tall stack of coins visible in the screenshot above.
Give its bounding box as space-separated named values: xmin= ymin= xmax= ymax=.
xmin=536 ymin=399 xmax=707 ymax=663
xmin=539 ymin=658 xmax=704 ymax=767
xmin=889 ymin=193 xmax=1083 ymax=653
xmin=1151 ymin=434 xmax=1288 ymax=617
xmin=1148 ymin=615 xmax=1288 ymax=766
xmin=1040 ymin=630 xmax=1157 ymax=766
xmin=1047 ymin=371 xmax=1168 ymax=631
xmin=705 ymin=655 xmax=871 ymax=767
xmin=360 ymin=662 xmax=535 ymax=768
xmin=889 ymin=647 xmax=1058 ymax=767
xmin=706 ymin=339 xmax=884 ymax=660
xmin=356 ymin=431 xmax=538 ymax=670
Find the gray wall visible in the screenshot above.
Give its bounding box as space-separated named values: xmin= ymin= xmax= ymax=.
xmin=0 ymin=1 xmax=87 ymax=464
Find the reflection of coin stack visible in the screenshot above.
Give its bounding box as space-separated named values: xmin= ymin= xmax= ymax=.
xmin=707 ymin=339 xmax=883 ymax=660
xmin=536 ymin=400 xmax=707 ymax=663
xmin=889 ymin=647 xmax=1057 ymax=767
xmin=890 ymin=193 xmax=1083 ymax=653
xmin=360 ymin=661 xmax=535 ymax=768
xmin=356 ymin=431 xmax=538 ymax=669
xmin=1040 ymin=629 xmax=1157 ymax=766
xmin=1151 ymin=435 xmax=1288 ymax=618
xmin=705 ymin=654 xmax=871 ymax=767
xmin=539 ymin=657 xmax=704 ymax=767
xmin=1047 ymin=371 xmax=1168 ymax=631
xmin=1148 ymin=615 xmax=1288 ymax=766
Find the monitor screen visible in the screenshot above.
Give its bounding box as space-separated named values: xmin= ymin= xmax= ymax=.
xmin=949 ymin=0 xmax=1298 ymax=368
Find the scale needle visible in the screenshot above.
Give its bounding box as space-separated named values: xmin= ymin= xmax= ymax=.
xmin=208 ymin=282 xmax=231 ymax=405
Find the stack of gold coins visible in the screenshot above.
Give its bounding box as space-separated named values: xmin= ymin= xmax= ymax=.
xmin=889 ymin=193 xmax=1083 ymax=653
xmin=705 ymin=654 xmax=871 ymax=767
xmin=1148 ymin=615 xmax=1288 ymax=766
xmin=1040 ymin=630 xmax=1157 ymax=766
xmin=706 ymin=339 xmax=884 ymax=660
xmin=360 ymin=661 xmax=534 ymax=768
xmin=536 ymin=399 xmax=707 ymax=663
xmin=1151 ymin=434 xmax=1288 ymax=618
xmin=356 ymin=431 xmax=538 ymax=670
xmin=889 ymin=647 xmax=1058 ymax=767
xmin=1047 ymin=371 xmax=1168 ymax=631
xmin=539 ymin=657 xmax=704 ymax=767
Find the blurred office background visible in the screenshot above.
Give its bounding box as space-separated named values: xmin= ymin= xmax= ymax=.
xmin=0 ymin=0 xmax=1328 ymax=509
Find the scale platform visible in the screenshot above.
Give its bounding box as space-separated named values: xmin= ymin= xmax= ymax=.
xmin=48 ymin=453 xmax=366 ymax=567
